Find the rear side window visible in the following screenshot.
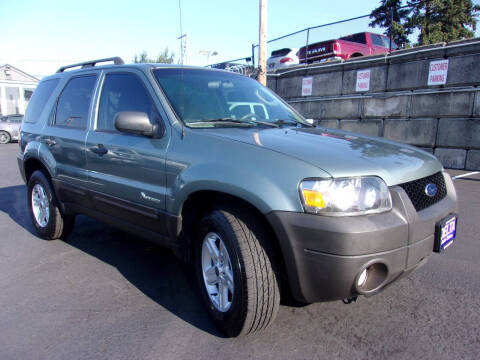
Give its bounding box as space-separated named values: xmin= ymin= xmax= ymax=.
xmin=271 ymin=48 xmax=291 ymax=57
xmin=54 ymin=76 xmax=97 ymax=129
xmin=97 ymin=73 xmax=160 ymax=132
xmin=23 ymin=79 xmax=60 ymax=123
xmin=340 ymin=33 xmax=367 ymax=44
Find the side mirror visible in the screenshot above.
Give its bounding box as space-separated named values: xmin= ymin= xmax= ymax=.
xmin=114 ymin=111 xmax=156 ymax=137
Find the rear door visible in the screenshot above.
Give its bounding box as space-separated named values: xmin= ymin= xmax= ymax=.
xmin=40 ymin=73 xmax=98 ymax=188
xmin=85 ymin=69 xmax=171 ymax=234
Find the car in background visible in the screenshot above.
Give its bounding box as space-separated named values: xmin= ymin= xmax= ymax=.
xmin=0 ymin=114 xmax=23 ymax=144
xmin=228 ymin=102 xmax=269 ymax=121
xmin=298 ymin=32 xmax=398 ymax=64
xmin=267 ymin=48 xmax=299 ymax=70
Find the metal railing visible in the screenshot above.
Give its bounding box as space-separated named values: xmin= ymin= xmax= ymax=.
xmin=213 ymin=1 xmax=441 ymax=77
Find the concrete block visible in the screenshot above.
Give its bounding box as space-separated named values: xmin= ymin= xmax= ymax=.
xmin=317 ymin=119 xmax=339 ymax=129
xmin=305 ymin=61 xmax=343 ymax=76
xmin=411 ymin=91 xmax=474 ymax=118
xmin=384 ymin=119 xmax=438 ymax=147
xmin=339 ymin=119 xmax=383 ymax=137
xmin=364 ymin=95 xmax=410 ymax=118
xmin=314 ymin=98 xmax=362 ymax=119
xmin=276 ymin=76 xmax=302 ymax=98
xmin=434 ymin=148 xmax=467 ymax=169
xmin=473 ymin=91 xmax=480 ymax=117
xmin=343 ymin=56 xmax=386 ymax=71
xmin=342 ymin=67 xmax=387 ymax=94
xmin=266 ymin=77 xmax=277 ymax=93
xmin=437 ymin=118 xmax=480 ymax=149
xmin=466 ymin=150 xmax=480 ymax=170
xmin=445 ymin=38 xmax=480 ymax=57
xmin=311 ymin=71 xmax=343 ymax=97
xmin=388 ymin=43 xmax=445 ymax=63
xmin=446 ymin=55 xmax=480 ymax=86
xmin=417 ymin=147 xmax=434 ymax=154
xmin=289 ymin=101 xmax=309 ymax=117
xmin=387 ymin=59 xmax=430 ymax=91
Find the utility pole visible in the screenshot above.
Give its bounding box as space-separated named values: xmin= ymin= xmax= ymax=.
xmin=178 ymin=33 xmax=188 ymax=65
xmin=258 ymin=0 xmax=267 ymax=85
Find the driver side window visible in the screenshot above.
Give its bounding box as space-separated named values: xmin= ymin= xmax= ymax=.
xmin=97 ymin=73 xmax=160 ymax=132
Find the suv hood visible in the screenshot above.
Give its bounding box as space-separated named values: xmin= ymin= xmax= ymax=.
xmin=201 ymin=126 xmax=442 ymax=186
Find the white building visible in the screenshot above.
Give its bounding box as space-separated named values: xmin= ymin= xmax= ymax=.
xmin=0 ymin=64 xmax=39 ymax=116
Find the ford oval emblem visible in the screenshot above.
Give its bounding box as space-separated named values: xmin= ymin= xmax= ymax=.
xmin=425 ymin=183 xmax=438 ymax=197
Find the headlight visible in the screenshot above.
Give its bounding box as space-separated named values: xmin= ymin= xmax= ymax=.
xmin=299 ymin=177 xmax=392 ymax=216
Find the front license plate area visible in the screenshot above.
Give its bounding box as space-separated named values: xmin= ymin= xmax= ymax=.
xmin=434 ymin=214 xmax=457 ymax=252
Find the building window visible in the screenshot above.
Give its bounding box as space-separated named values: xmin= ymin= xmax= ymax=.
xmin=6 ymin=87 xmax=20 ymax=114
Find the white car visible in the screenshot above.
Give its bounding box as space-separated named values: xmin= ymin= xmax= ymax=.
xmin=267 ymin=48 xmax=299 ymax=70
xmin=228 ymin=102 xmax=269 ymax=121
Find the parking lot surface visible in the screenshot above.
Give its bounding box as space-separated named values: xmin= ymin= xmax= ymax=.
xmin=1 ymin=143 xmax=479 ymax=360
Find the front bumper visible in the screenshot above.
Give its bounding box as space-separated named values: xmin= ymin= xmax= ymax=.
xmin=267 ymin=172 xmax=457 ymax=303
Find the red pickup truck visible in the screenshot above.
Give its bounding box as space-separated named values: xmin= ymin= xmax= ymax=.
xmin=298 ymin=32 xmax=398 ymax=64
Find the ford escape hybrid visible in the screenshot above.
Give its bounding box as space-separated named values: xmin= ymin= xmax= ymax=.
xmin=18 ymin=57 xmax=458 ymax=337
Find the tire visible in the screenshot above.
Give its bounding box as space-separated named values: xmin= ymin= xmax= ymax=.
xmin=27 ymin=170 xmax=74 ymax=240
xmin=195 ymin=208 xmax=280 ymax=337
xmin=0 ymin=131 xmax=11 ymax=144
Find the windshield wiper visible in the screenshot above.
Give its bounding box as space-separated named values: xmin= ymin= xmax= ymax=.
xmin=273 ymin=119 xmax=314 ymax=128
xmin=202 ymin=118 xmax=280 ymax=128
xmin=199 ymin=118 xmax=254 ymax=126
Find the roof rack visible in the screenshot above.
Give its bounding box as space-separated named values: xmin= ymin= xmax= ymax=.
xmin=56 ymin=57 xmax=124 ymax=73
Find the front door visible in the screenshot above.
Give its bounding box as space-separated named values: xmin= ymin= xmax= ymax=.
xmin=85 ymin=70 xmax=170 ymax=235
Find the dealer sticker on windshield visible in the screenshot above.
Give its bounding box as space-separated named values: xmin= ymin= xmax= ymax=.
xmin=434 ymin=214 xmax=457 ymax=252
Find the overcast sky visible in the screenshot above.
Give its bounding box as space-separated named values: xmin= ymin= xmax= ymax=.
xmin=2 ymin=0 xmax=479 ymax=78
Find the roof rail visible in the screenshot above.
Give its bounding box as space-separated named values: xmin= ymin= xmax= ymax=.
xmin=56 ymin=57 xmax=124 ymax=73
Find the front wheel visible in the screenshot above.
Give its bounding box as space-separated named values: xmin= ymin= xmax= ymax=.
xmin=195 ymin=208 xmax=280 ymax=337
xmin=27 ymin=170 xmax=74 ymax=240
xmin=0 ymin=131 xmax=11 ymax=144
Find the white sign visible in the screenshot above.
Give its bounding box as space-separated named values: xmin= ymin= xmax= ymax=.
xmin=356 ymin=69 xmax=371 ymax=92
xmin=302 ymin=77 xmax=313 ymax=96
xmin=428 ymin=59 xmax=449 ymax=86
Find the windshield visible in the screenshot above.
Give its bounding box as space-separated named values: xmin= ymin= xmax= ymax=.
xmin=153 ymin=68 xmax=308 ymax=128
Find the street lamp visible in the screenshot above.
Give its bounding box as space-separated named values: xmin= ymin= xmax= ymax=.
xmin=199 ymin=50 xmax=218 ymax=66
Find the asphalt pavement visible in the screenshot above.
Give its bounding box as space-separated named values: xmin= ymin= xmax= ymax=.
xmin=1 ymin=143 xmax=479 ymax=360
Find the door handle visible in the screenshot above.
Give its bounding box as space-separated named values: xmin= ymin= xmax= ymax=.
xmin=89 ymin=144 xmax=108 ymax=156
xmin=44 ymin=138 xmax=56 ymax=146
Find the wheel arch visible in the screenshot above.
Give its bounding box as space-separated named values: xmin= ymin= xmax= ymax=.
xmin=177 ymin=190 xmax=290 ymax=297
xmin=350 ymin=53 xmax=363 ymax=58
xmin=24 ymin=157 xmax=52 ymax=182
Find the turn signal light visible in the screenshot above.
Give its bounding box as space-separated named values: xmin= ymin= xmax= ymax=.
xmin=302 ymin=189 xmax=326 ymax=209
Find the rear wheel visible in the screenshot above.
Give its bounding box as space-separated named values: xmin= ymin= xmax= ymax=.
xmin=0 ymin=131 xmax=10 ymax=144
xmin=195 ymin=208 xmax=280 ymax=337
xmin=27 ymin=170 xmax=74 ymax=240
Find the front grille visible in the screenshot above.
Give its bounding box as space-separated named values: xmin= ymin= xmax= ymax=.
xmin=399 ymin=172 xmax=447 ymax=212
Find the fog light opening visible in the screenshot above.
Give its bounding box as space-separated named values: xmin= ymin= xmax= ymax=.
xmin=356 ymin=262 xmax=388 ymax=293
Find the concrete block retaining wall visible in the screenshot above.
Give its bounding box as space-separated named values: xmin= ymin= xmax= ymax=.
xmin=267 ymin=38 xmax=480 ymax=170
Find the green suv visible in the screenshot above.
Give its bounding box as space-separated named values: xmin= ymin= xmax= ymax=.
xmin=17 ymin=57 xmax=458 ymax=337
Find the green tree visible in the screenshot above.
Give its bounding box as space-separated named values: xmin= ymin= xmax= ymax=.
xmin=407 ymin=0 xmax=480 ymax=45
xmin=133 ymin=48 xmax=175 ymax=63
xmin=369 ymin=0 xmax=413 ymax=48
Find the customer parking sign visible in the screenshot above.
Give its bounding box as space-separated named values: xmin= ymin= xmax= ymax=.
xmin=428 ymin=59 xmax=449 ymax=86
